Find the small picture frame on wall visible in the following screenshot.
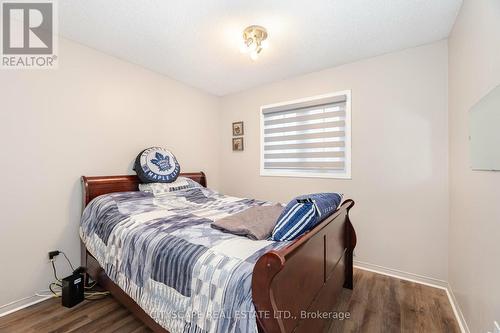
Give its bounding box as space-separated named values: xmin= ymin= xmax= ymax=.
xmin=232 ymin=137 xmax=244 ymax=151
xmin=232 ymin=121 xmax=244 ymax=136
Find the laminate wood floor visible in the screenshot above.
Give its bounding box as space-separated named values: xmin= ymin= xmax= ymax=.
xmin=0 ymin=269 xmax=460 ymax=333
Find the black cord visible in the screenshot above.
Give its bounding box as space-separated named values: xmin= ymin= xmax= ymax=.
xmin=49 ymin=282 xmax=61 ymax=296
xmin=50 ymin=251 xmax=75 ymax=282
xmin=60 ymin=251 xmax=75 ymax=271
xmin=51 ymin=260 xmax=61 ymax=282
xmin=49 ymin=251 xmax=74 ymax=296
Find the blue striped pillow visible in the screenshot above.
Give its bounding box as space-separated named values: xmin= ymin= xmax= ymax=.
xmin=272 ymin=193 xmax=342 ymax=241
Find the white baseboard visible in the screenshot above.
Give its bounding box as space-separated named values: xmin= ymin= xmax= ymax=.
xmin=0 ymin=295 xmax=52 ymax=318
xmin=445 ymin=283 xmax=471 ymax=333
xmin=354 ymin=260 xmax=448 ymax=288
xmin=354 ymin=260 xmax=469 ymax=333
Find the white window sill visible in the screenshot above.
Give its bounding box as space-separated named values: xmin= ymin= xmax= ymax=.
xmin=260 ymin=170 xmax=351 ymax=180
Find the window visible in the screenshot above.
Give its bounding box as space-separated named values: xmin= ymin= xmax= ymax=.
xmin=260 ymin=91 xmax=351 ymax=179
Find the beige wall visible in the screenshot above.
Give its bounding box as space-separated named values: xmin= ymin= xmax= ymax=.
xmin=219 ymin=41 xmax=449 ymax=280
xmin=448 ymin=1 xmax=500 ymax=332
xmin=0 ymin=38 xmax=221 ymax=306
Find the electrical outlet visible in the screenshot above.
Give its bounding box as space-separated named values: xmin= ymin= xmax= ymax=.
xmin=48 ymin=250 xmax=60 ymax=260
xmin=493 ymin=321 xmax=500 ymax=333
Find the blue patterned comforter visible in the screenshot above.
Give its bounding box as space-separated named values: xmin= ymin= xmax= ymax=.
xmin=80 ymin=187 xmax=286 ymax=333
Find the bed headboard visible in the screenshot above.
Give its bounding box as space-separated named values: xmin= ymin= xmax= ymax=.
xmin=81 ymin=172 xmax=206 ymax=207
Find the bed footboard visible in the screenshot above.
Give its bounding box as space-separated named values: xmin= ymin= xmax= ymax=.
xmin=252 ymin=200 xmax=356 ymax=333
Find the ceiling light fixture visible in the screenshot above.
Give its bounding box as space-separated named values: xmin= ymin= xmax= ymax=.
xmin=240 ymin=25 xmax=268 ymax=61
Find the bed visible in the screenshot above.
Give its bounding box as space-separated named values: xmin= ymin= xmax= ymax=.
xmin=80 ymin=172 xmax=356 ymax=333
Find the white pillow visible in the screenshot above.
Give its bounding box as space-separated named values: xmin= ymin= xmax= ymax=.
xmin=139 ymin=177 xmax=202 ymax=195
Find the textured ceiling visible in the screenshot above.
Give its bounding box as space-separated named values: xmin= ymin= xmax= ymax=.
xmin=59 ymin=0 xmax=462 ymax=96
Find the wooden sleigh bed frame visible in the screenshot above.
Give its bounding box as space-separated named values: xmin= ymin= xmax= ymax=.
xmin=81 ymin=172 xmax=356 ymax=333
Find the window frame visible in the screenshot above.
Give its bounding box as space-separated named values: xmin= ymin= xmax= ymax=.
xmin=260 ymin=90 xmax=352 ymax=179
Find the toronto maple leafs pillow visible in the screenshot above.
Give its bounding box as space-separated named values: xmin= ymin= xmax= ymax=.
xmin=133 ymin=147 xmax=181 ymax=183
xmin=271 ymin=193 xmax=343 ymax=241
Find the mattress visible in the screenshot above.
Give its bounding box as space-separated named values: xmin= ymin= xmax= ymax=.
xmin=80 ymin=186 xmax=287 ymax=333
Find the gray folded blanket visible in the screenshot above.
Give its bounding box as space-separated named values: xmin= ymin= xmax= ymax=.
xmin=211 ymin=204 xmax=283 ymax=240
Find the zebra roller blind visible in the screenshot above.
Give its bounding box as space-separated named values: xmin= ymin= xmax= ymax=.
xmin=260 ymin=91 xmax=351 ymax=178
